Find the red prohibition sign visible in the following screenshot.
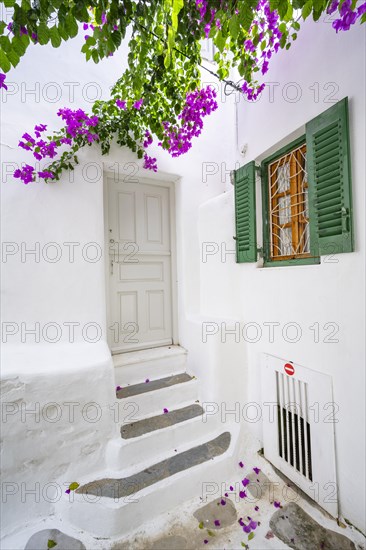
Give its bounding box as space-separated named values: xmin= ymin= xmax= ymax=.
xmin=284 ymin=363 xmax=295 ymax=376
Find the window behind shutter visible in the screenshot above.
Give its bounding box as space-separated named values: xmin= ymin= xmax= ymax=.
xmin=234 ymin=161 xmax=257 ymax=263
xmin=306 ymin=97 xmax=354 ymax=256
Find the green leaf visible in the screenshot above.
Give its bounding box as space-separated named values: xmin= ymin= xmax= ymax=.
xmin=7 ymin=48 xmax=20 ymax=67
xmin=0 ymin=21 xmax=7 ymax=34
xmin=69 ymin=482 xmax=79 ymax=491
xmin=65 ymin=13 xmax=78 ymax=38
xmin=302 ymin=0 xmax=313 ymax=19
xmin=0 ymin=48 xmax=11 ymax=72
xmin=207 ymin=530 xmax=215 ymax=537
xmin=229 ymin=15 xmax=239 ymax=39
xmin=248 ymin=532 xmax=255 ymax=541
xmin=49 ymin=26 xmax=61 ymax=47
xmin=3 ymin=0 xmax=15 ymax=7
xmin=37 ymin=22 xmax=50 ymax=45
xmin=172 ymin=0 xmax=184 ymax=31
xmin=198 ymin=521 xmax=204 ymax=529
xmin=47 ymin=541 xmax=57 ymax=549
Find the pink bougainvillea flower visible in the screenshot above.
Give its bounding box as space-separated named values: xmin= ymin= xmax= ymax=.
xmin=239 ymin=461 xmax=244 ymax=468
xmin=163 ymin=408 xmax=169 ymax=414
xmin=214 ymin=520 xmax=220 ymax=526
xmin=242 ymin=478 xmax=250 ymax=487
xmin=133 ymin=98 xmax=143 ymax=110
xmin=116 ymin=99 xmax=127 ymax=110
xmin=265 ymin=531 xmax=274 ymax=540
xmin=253 ymin=467 xmax=261 ymax=475
xmin=274 ymin=501 xmax=281 ymax=508
xmin=239 ymin=490 xmax=247 ymax=499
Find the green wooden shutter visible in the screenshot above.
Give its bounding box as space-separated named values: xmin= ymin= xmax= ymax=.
xmin=234 ymin=161 xmax=257 ymax=263
xmin=306 ymin=97 xmax=354 ymax=256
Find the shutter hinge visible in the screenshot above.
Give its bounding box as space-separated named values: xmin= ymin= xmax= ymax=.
xmin=341 ymin=207 xmax=350 ymax=232
xmin=257 ymin=247 xmax=263 ymax=258
xmin=255 ymin=165 xmax=262 ymax=178
xmin=233 ymin=236 xmax=238 ymax=240
xmin=230 ymin=170 xmax=235 ymax=186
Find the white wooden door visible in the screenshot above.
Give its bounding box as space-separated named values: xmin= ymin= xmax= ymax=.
xmin=107 ymin=176 xmax=173 ymax=353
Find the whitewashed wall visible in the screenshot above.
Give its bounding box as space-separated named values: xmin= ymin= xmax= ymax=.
xmin=198 ymin=18 xmax=366 ymax=532
xmin=1 ymin=13 xmax=365 ymax=536
xmin=0 ymin=30 xmax=238 ymax=534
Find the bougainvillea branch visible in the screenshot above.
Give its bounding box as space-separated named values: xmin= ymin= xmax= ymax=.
xmin=1 ymin=0 xmax=365 ymax=183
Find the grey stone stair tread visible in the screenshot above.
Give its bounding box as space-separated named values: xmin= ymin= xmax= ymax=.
xmin=270 ymin=502 xmax=356 ymax=550
xmin=121 ymin=404 xmax=204 ymax=439
xmin=25 ymin=529 xmax=86 ymax=550
xmin=77 ymin=432 xmax=231 ymax=499
xmin=117 ymin=373 xmax=193 ymax=399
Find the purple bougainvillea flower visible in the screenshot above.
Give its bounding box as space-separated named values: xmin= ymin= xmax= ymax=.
xmin=116 ymin=385 xmax=122 ymax=391
xmin=220 ymin=499 xmax=226 ymax=506
xmin=214 ymin=519 xmax=220 ymax=526
xmin=249 ymin=520 xmax=258 ymax=530
xmin=145 ymin=379 xmax=150 ymax=383
xmin=243 ymin=525 xmax=251 ymax=533
xmin=274 ymin=501 xmax=281 ymax=508
xmin=83 ymin=23 xmax=89 ymax=30
xmin=133 ymin=98 xmax=144 ymax=110
xmin=116 ymin=99 xmax=127 ymax=110
xmin=143 ymin=154 xmax=158 ymax=172
xmin=242 ymin=478 xmax=250 ymax=487
xmin=224 ymin=492 xmax=228 ymax=497
xmin=239 ymin=461 xmax=244 ymax=468
xmin=239 ymin=490 xmax=247 ymax=499
xmin=204 ymin=541 xmax=208 ymax=545
xmin=163 ymin=408 xmax=169 ymax=414
xmin=254 ymin=505 xmax=259 ymax=511
xmin=229 ymin=485 xmax=234 ymax=491
xmin=14 ymin=164 xmax=35 ymax=184
xmin=38 ymin=171 xmax=55 ymax=180
xmin=238 ymin=518 xmax=244 ymax=526
xmin=0 ymin=73 xmax=8 ymax=90
xmin=253 ymin=467 xmax=260 ymax=475
xmin=65 ymin=489 xmax=71 ymax=494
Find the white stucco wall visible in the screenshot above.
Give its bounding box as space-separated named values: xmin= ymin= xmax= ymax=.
xmin=1 ymin=13 xmax=365 ymax=537
xmin=198 ymin=18 xmax=366 ymax=532
xmin=0 ymin=30 xmax=237 ymax=534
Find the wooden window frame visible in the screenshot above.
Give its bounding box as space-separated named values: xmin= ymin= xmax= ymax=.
xmin=261 ymin=135 xmax=320 ymax=267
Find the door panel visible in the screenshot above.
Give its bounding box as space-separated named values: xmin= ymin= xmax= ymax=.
xmin=107 ymin=177 xmax=173 ymax=352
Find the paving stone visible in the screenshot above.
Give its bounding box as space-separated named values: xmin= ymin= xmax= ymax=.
xmin=269 ymin=502 xmax=357 ymax=550
xmin=77 ymin=432 xmax=231 ymax=498
xmin=194 ymin=497 xmax=237 ymax=530
xmin=25 ymin=529 xmax=86 ymax=550
xmin=246 ymin=470 xmax=271 ymax=501
xmin=121 ymin=404 xmax=203 ymax=439
xmin=117 ymin=373 xmax=193 ymax=399
xmin=150 ymin=535 xmax=189 ymax=549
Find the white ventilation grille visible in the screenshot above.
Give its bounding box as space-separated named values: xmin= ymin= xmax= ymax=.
xmin=262 ymin=354 xmax=338 ymax=517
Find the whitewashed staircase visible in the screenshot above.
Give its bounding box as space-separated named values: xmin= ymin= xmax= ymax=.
xmin=58 ymin=346 xmax=238 ymax=538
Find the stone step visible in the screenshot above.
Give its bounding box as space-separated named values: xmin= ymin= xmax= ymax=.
xmin=105 ymin=404 xmax=220 ymax=471
xmin=77 ymin=432 xmax=231 ymax=499
xmin=117 ymin=373 xmax=193 ymax=399
xmin=113 ymin=345 xmax=187 ymax=387
xmin=120 ymin=404 xmax=204 ymax=439
xmin=116 ymin=373 xmax=198 ymax=419
xmin=58 ymin=423 xmax=240 ymax=538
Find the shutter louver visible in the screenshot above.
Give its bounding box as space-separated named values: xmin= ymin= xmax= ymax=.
xmin=234 ymin=161 xmax=257 ymax=263
xmin=306 ymin=97 xmax=354 ymax=256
